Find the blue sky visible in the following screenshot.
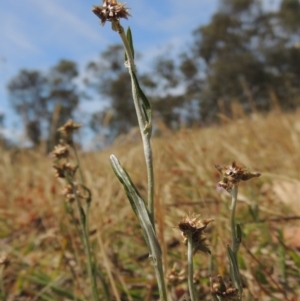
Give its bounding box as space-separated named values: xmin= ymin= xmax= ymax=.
xmin=0 ymin=0 xmax=220 ymax=144
xmin=0 ymin=0 xmax=282 ymax=146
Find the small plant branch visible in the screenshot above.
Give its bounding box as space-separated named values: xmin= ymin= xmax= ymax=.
xmin=71 ymin=142 xmax=85 ymax=185
xmin=229 ymin=184 xmax=243 ymax=299
xmin=70 ymin=181 xmax=99 ymax=301
xmin=65 ymin=142 xmax=99 ymax=300
xmin=97 ymin=232 xmax=120 ymax=301
xmin=187 ymin=233 xmax=197 ymax=301
xmin=0 ymin=266 xmax=6 ymax=301
xmin=230 ymin=185 xmax=239 ymax=255
xmin=114 ymin=20 xmax=155 ymax=226
xmin=110 ymin=155 xmax=167 ymax=301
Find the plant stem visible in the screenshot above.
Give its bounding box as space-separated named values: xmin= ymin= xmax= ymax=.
xmin=153 ymin=257 xmax=168 ymax=301
xmin=187 ymin=233 xmax=197 ymax=301
xmin=0 ymin=267 xmax=6 ymax=301
xmin=230 ymin=185 xmax=238 ymax=255
xmin=71 ymin=141 xmax=85 ymax=185
xmin=72 ymin=184 xmax=99 ymax=301
xmin=230 ymin=185 xmax=243 ymax=299
xmin=116 ymin=21 xmax=155 ymax=227
xmin=67 ymin=145 xmax=99 ymax=301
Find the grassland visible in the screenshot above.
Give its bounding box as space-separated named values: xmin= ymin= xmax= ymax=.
xmin=1 ymin=108 xmax=300 ymax=300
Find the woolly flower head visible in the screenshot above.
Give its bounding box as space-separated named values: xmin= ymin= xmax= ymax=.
xmin=92 ymin=0 xmax=130 ymax=26
xmin=178 ymin=215 xmax=214 ymax=255
xmin=215 ymin=161 xmax=260 ymax=192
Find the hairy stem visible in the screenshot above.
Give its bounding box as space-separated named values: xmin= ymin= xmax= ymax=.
xmin=72 ymin=183 xmax=99 ymax=301
xmin=116 ymin=21 xmax=155 ymax=226
xmin=0 ymin=267 xmax=6 ymax=301
xmin=230 ymin=185 xmax=238 ymax=255
xmin=230 ymin=185 xmax=243 ymax=299
xmin=187 ymin=233 xmax=197 ymax=301
xmin=69 ymin=145 xmax=99 ymax=301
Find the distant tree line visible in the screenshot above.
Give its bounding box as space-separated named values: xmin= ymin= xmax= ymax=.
xmin=6 ymin=0 xmax=300 ymax=149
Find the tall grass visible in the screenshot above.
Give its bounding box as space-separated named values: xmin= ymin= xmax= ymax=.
xmin=1 ymin=1 xmax=300 ymax=299
xmin=1 ymin=108 xmax=300 ymax=300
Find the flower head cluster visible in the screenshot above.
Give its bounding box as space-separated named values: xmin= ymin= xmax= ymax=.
xmin=57 ymin=119 xmax=81 ymax=144
xmin=210 ymin=275 xmax=239 ymax=300
xmin=92 ymin=0 xmax=130 ymax=26
xmin=215 ymin=161 xmax=261 ymax=192
xmin=52 ymin=143 xmax=69 ymax=159
xmin=178 ymin=215 xmax=214 ymax=255
xmin=62 ymin=184 xmax=84 ymax=203
xmin=52 ymin=119 xmax=82 ymax=203
xmin=53 ymin=162 xmax=77 ymax=179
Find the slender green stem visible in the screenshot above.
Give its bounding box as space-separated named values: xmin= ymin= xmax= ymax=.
xmin=116 ymin=21 xmax=155 ymax=226
xmin=230 ymin=185 xmax=243 ymax=299
xmin=72 ymin=183 xmax=99 ymax=301
xmin=110 ymin=155 xmax=167 ymax=301
xmin=230 ymin=185 xmax=238 ymax=255
xmin=111 ymin=20 xmax=166 ymax=300
xmin=153 ymin=257 xmax=168 ymax=301
xmin=0 ymin=267 xmax=6 ymax=301
xmin=71 ymin=142 xmax=85 ymax=185
xmin=187 ymin=233 xmax=197 ymax=301
xmin=72 ymin=143 xmax=93 ymax=261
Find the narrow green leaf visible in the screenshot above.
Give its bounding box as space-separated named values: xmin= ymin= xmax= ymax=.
xmin=110 ymin=156 xmax=140 ymax=217
xmin=110 ymin=155 xmax=160 ymax=256
xmin=81 ymin=183 xmax=92 ymax=205
xmin=254 ymin=268 xmax=269 ymax=285
xmin=236 ymin=224 xmax=242 ymax=244
xmin=131 ymin=71 xmax=152 ymax=134
xmin=289 ymin=249 xmax=300 ymax=268
xmin=227 ymin=246 xmax=242 ymax=292
xmin=26 ymin=274 xmax=85 ymax=301
xmin=126 ymin=27 xmax=135 ymax=59
xmin=79 ymin=206 xmax=86 ymax=227
xmin=96 ymin=268 xmax=111 ymax=301
xmin=277 ymin=229 xmax=287 ymax=282
xmin=248 ymin=204 xmax=259 ymax=222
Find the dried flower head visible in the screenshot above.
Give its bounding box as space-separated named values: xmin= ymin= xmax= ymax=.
xmin=92 ymin=0 xmax=130 ymax=26
xmin=62 ymin=184 xmax=83 ymax=203
xmin=210 ymin=275 xmax=239 ymax=300
xmin=52 ymin=143 xmax=69 ymax=159
xmin=178 ymin=215 xmax=214 ymax=254
xmin=53 ymin=162 xmax=77 ymax=179
xmin=215 ymin=161 xmax=260 ymax=192
xmin=57 ymin=120 xmax=81 ymax=142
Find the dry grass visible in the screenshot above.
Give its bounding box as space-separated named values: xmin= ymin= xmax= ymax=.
xmin=1 ymin=109 xmax=300 ymax=300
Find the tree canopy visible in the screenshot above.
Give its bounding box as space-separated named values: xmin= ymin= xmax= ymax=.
xmin=7 ymin=60 xmax=81 ymax=150
xmin=6 ymin=0 xmax=300 ymax=148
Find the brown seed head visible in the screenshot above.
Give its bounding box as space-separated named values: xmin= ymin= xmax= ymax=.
xmin=92 ymin=0 xmax=130 ymax=26
xmin=52 ymin=144 xmax=69 ymax=159
xmin=53 ymin=162 xmax=77 ymax=179
xmin=210 ymin=275 xmax=238 ymax=299
xmin=178 ymin=215 xmax=213 ymax=254
xmin=57 ymin=119 xmax=81 ymax=142
xmin=215 ymin=161 xmax=260 ymax=192
xmin=62 ymin=184 xmax=83 ymax=203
